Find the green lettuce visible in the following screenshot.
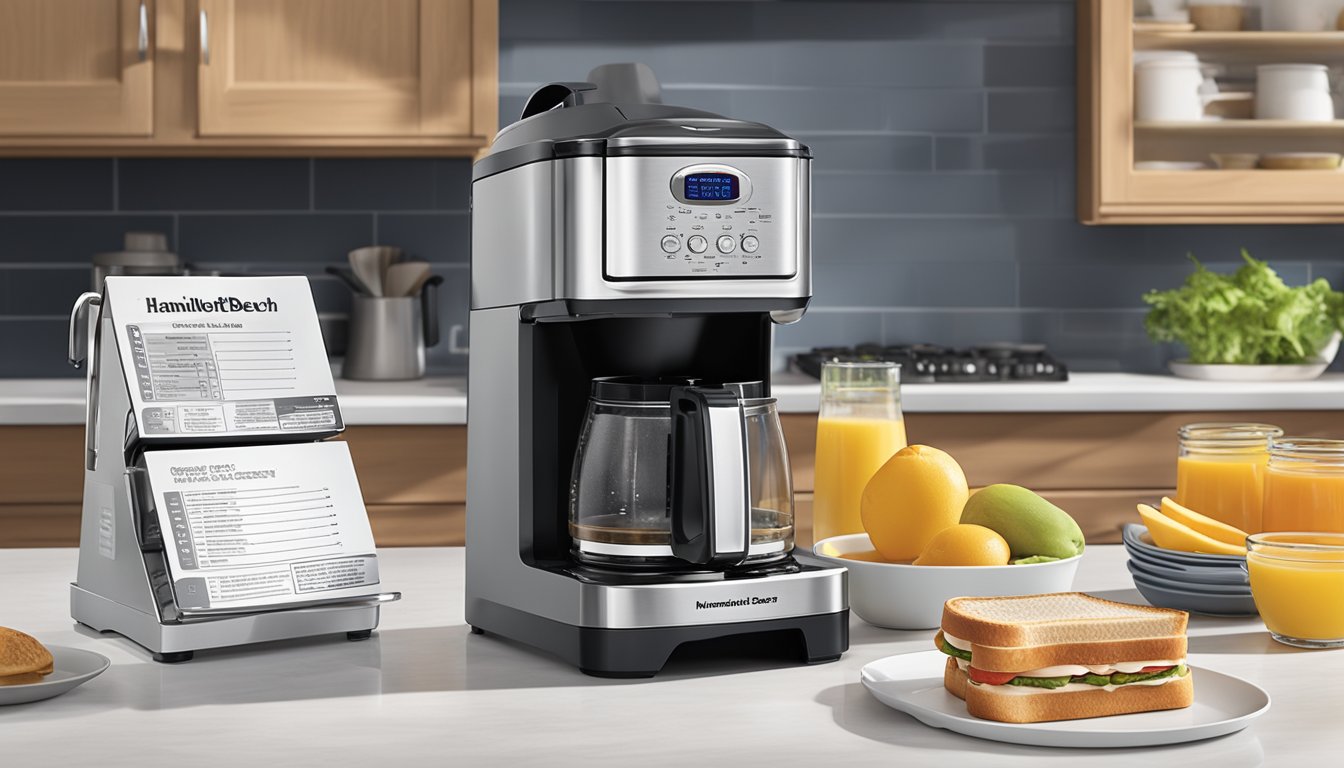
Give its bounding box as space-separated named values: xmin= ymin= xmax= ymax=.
xmin=1143 ymin=251 xmax=1344 ymax=365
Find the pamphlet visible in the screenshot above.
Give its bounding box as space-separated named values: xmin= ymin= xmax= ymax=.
xmin=142 ymin=442 xmax=381 ymax=613
xmin=106 ymin=276 xmax=342 ymax=439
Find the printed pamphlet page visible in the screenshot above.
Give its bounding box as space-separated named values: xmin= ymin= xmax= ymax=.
xmin=143 ymin=442 xmax=381 ymax=612
xmin=106 ymin=275 xmax=342 ymax=439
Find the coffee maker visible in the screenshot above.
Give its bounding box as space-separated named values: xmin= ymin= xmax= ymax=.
xmin=465 ymin=65 xmax=848 ymax=678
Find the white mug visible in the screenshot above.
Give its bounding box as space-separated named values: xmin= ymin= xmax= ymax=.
xmin=1256 ymin=64 xmax=1335 ymax=121
xmin=1136 ymin=59 xmax=1214 ymax=121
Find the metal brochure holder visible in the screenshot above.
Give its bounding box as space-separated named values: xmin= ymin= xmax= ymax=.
xmin=67 ymin=276 xmax=399 ymax=662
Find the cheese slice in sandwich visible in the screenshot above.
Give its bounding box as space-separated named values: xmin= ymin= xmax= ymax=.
xmin=933 ymin=592 xmax=1193 ymax=724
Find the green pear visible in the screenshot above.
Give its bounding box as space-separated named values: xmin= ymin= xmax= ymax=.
xmin=960 ymin=484 xmax=1085 ymax=561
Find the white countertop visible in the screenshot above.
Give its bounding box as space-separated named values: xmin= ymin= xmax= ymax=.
xmin=4 ymin=372 xmax=1343 ymax=425
xmin=0 ymin=376 xmax=467 ymax=426
xmin=772 ymin=371 xmax=1344 ymax=413
xmin=0 ymin=545 xmax=1330 ymax=766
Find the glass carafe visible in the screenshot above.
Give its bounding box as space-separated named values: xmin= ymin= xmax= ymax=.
xmin=568 ymin=377 xmax=793 ymax=568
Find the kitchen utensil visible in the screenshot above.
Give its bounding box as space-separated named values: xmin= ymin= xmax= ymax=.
xmin=861 ymin=651 xmax=1271 ymax=748
xmin=342 ymin=274 xmax=443 ymax=381
xmin=812 ymin=533 xmax=1080 ymax=629
xmin=1136 ymin=58 xmax=1219 ymax=122
xmin=382 ymin=261 xmax=431 ymax=298
xmin=348 ymin=246 xmax=401 ymax=297
xmin=1190 ymin=1 xmax=1245 ymax=30
xmin=1147 ymin=0 xmax=1189 ymax=19
xmin=1212 ymin=152 xmax=1260 ymax=168
xmin=1256 ymin=64 xmax=1335 ymax=121
xmin=91 ymin=231 xmax=180 ymax=291
xmin=1125 ymin=559 xmax=1251 ymax=593
xmin=1260 ymin=0 xmax=1344 ymax=30
xmin=1126 ymin=550 xmax=1252 ymax=584
xmin=1133 ymin=19 xmax=1198 ymax=31
xmin=568 ymin=377 xmax=793 ymax=567
xmin=1169 ymin=359 xmax=1332 ymax=380
xmin=325 ymin=265 xmax=372 ymax=296
xmin=1131 ymin=572 xmax=1260 ymax=615
xmin=0 ymin=647 xmax=109 ymax=706
xmin=1135 ymin=160 xmax=1209 ymax=170
xmin=1260 ymin=151 xmax=1343 ymax=169
xmin=1123 ymin=524 xmax=1247 ymax=567
xmin=1247 ymin=531 xmax=1344 ymax=647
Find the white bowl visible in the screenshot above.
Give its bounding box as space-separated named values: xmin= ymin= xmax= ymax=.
xmin=813 ymin=533 xmax=1082 ymax=630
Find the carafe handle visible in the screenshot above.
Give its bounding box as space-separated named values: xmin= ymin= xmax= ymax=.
xmin=668 ymin=386 xmax=751 ymax=566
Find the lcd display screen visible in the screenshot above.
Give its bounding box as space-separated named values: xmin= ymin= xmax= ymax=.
xmin=683 ymin=173 xmax=740 ymax=202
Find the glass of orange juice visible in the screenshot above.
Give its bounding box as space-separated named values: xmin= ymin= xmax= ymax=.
xmin=1175 ymin=423 xmax=1282 ymax=534
xmin=812 ymin=362 xmax=905 ymax=543
xmin=1263 ymin=438 xmax=1344 ymax=533
xmin=1247 ymin=532 xmax=1344 ymax=648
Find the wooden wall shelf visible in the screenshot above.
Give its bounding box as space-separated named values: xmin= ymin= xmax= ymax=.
xmin=1081 ymin=0 xmax=1344 ymax=224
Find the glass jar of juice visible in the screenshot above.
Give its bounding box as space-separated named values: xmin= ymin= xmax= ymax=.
xmin=812 ymin=362 xmax=905 ymax=544
xmin=1263 ymin=438 xmax=1344 ymax=533
xmin=1175 ymin=423 xmax=1282 ymax=534
xmin=1247 ymin=532 xmax=1344 ymax=648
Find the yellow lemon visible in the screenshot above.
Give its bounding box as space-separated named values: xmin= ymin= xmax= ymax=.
xmin=860 ymin=445 xmax=970 ymax=562
xmin=913 ymin=524 xmax=1012 ymax=567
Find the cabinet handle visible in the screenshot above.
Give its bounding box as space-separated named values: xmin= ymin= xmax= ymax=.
xmin=199 ymin=9 xmax=210 ymax=65
xmin=137 ymin=2 xmax=148 ymax=61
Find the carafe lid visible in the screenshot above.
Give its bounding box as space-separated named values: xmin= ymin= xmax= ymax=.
xmin=590 ymin=376 xmax=765 ymax=403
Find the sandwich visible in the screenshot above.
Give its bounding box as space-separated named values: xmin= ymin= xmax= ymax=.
xmin=934 ymin=593 xmax=1192 ymax=724
xmin=0 ymin=627 xmax=54 ymax=686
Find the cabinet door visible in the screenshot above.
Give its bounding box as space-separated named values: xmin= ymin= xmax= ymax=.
xmin=0 ymin=0 xmax=153 ymax=136
xmin=197 ymin=0 xmax=474 ymax=137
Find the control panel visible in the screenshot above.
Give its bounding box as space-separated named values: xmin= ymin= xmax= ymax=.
xmin=604 ymin=156 xmax=801 ymax=280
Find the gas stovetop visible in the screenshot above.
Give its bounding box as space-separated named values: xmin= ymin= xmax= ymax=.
xmin=790 ymin=343 xmax=1069 ymax=383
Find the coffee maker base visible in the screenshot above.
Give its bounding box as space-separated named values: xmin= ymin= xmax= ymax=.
xmin=469 ymin=600 xmax=849 ymax=679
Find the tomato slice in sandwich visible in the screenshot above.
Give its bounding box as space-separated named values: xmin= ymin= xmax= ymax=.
xmin=1139 ymin=665 xmax=1175 ymax=673
xmin=967 ymin=667 xmax=1017 ymax=686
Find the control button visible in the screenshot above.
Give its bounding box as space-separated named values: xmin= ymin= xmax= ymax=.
xmin=660 ymin=235 xmax=680 ymax=254
xmin=741 ymin=235 xmax=759 ymax=253
xmin=688 ymin=235 xmax=708 ymax=254
xmin=716 ymin=235 xmax=737 ymax=254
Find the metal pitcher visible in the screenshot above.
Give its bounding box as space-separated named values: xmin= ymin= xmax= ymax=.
xmin=342 ymin=275 xmax=444 ymax=381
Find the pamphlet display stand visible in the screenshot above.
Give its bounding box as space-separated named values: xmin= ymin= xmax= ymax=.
xmin=67 ymin=276 xmax=398 ymax=662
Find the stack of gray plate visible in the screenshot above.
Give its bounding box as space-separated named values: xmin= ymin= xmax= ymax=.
xmin=1122 ymin=524 xmax=1256 ymax=616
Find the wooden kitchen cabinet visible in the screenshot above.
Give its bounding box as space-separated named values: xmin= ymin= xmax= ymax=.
xmin=0 ymin=0 xmax=497 ymax=156
xmin=0 ymin=0 xmax=153 ymax=136
xmin=1080 ymin=0 xmax=1344 ymax=223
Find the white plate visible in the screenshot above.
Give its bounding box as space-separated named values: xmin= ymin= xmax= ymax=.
xmin=0 ymin=646 xmax=110 ymax=706
xmin=861 ymin=650 xmax=1270 ymax=749
xmin=1168 ymin=360 xmax=1329 ymax=381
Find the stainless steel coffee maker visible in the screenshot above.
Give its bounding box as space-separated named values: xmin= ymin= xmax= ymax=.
xmin=465 ymin=64 xmax=848 ymax=677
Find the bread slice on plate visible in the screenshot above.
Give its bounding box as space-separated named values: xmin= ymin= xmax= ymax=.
xmin=934 ymin=593 xmax=1193 ymax=724
xmin=0 ymin=627 xmax=54 ymax=686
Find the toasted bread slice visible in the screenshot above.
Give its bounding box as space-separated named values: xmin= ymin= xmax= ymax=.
xmin=947 ymin=664 xmax=1195 ymax=724
xmin=941 ymin=593 xmax=1188 ymax=672
xmin=943 ymin=656 xmax=968 ymax=701
xmin=0 ymin=627 xmax=53 ymax=678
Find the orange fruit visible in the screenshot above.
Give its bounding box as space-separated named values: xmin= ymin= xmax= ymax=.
xmin=860 ymin=444 xmax=970 ymax=562
xmin=913 ymin=524 xmax=1011 ymax=566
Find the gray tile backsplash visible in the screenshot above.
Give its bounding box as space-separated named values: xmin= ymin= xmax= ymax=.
xmin=5 ymin=0 xmax=1344 ymax=379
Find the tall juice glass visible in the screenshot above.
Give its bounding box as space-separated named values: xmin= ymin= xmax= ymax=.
xmin=1263 ymin=438 xmax=1344 ymax=533
xmin=812 ymin=362 xmax=905 ymax=543
xmin=1175 ymin=423 xmax=1282 ymax=534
